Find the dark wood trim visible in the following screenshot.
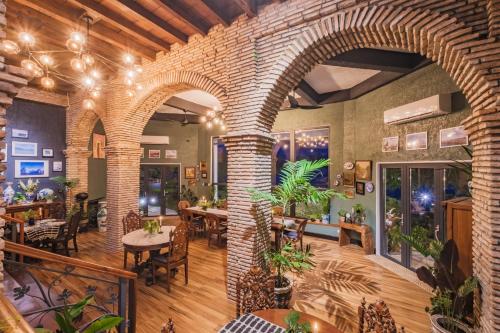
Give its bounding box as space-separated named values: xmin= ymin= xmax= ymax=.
xmin=116 ymin=0 xmax=189 ymax=44
xmin=234 ymin=0 xmax=257 ymax=17
xmin=158 ymin=0 xmax=211 ymax=36
xmin=200 ymin=0 xmax=231 ymax=27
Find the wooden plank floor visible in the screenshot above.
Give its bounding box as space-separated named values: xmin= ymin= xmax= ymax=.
xmin=9 ymin=224 xmax=431 ymax=332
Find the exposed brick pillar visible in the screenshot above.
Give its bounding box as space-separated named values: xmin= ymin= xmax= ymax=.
xmin=104 ymin=143 xmax=141 ymax=252
xmin=463 ymin=108 xmax=500 ymax=332
xmin=487 ymin=0 xmax=500 ymax=38
xmin=65 ymin=146 xmax=92 ymax=199
xmin=224 ymin=134 xmax=273 ymax=300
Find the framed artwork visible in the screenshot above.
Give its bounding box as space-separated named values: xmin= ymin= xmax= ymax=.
xmin=15 ymin=160 xmax=49 ymax=178
xmin=355 ymin=160 xmax=372 ymax=181
xmin=148 ymin=149 xmax=161 ymax=159
xmin=406 ymin=132 xmax=427 ymax=150
xmin=344 ymin=188 xmax=355 ymax=199
xmin=12 ymin=129 xmax=28 ymax=138
xmin=93 ymin=133 xmax=106 ymax=159
xmin=382 ymin=136 xmax=399 ymax=152
xmin=12 ymin=141 xmax=37 ymax=157
xmin=185 ymin=167 xmax=196 ymax=179
xmin=42 ymin=148 xmax=54 ymax=157
xmin=343 ymin=171 xmax=355 ymax=187
xmin=140 ymin=148 xmax=144 ymax=159
xmin=355 ymin=181 xmax=365 ymax=195
xmin=440 ymin=126 xmax=468 ymax=148
xmin=53 ymin=161 xmax=63 ymax=172
xmin=165 ymin=149 xmax=177 ymax=159
xmin=201 ymin=171 xmax=208 ymax=179
xmin=199 ymin=160 xmax=207 ymax=172
xmin=365 ymin=182 xmax=374 ymax=193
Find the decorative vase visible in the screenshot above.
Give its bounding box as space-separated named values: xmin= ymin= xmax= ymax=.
xmin=25 ymin=192 xmax=35 ymax=203
xmin=28 ymin=218 xmax=35 ymax=226
xmin=3 ymin=182 xmax=14 ymax=205
xmin=431 ymin=315 xmax=472 ymax=333
xmin=97 ymin=200 xmax=107 ymax=232
xmin=274 ymin=276 xmax=292 ymax=309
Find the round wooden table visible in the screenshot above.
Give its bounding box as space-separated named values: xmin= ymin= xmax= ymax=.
xmin=253 ymin=309 xmax=342 ymax=333
xmin=122 ymin=226 xmax=175 ymax=283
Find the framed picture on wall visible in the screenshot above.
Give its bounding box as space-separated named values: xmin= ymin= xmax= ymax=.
xmin=382 ymin=136 xmax=399 ymax=152
xmin=12 ymin=129 xmax=28 ymax=138
xmin=343 ymin=171 xmax=355 ymax=187
xmin=440 ymin=126 xmax=468 ymax=148
xmin=12 ymin=141 xmax=37 ymax=157
xmin=185 ymin=167 xmax=196 ymax=179
xmin=199 ymin=160 xmax=207 ymax=172
xmin=355 ymin=181 xmax=365 ymax=195
xmin=42 ymin=148 xmax=54 ymax=157
xmin=165 ymin=149 xmax=177 ymax=159
xmin=344 ymin=188 xmax=355 ymax=199
xmin=53 ymin=161 xmax=63 ymax=172
xmin=406 ymin=132 xmax=427 ymax=150
xmin=15 ymin=160 xmax=49 ymax=178
xmin=355 ymin=160 xmax=372 ymax=181
xmin=93 ymin=133 xmax=106 ymax=159
xmin=148 ymin=149 xmax=160 ymax=159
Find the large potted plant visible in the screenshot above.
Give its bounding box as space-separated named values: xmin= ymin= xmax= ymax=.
xmin=265 ymin=243 xmax=315 ymax=308
xmin=401 ymin=227 xmax=477 ymax=333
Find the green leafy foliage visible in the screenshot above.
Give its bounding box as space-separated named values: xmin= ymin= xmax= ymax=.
xmin=143 ymin=219 xmax=161 ymax=234
xmin=180 ymin=185 xmax=198 ymax=206
xmin=265 ymin=243 xmax=315 ymax=287
xmin=284 ymin=311 xmax=311 ymax=333
xmin=50 ymin=176 xmax=80 ymax=190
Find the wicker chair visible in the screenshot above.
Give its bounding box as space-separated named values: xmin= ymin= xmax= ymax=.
xmin=180 ymin=208 xmax=204 ymax=239
xmin=152 ymin=222 xmax=189 ymax=292
xmin=358 ymin=297 xmax=405 ymax=333
xmin=122 ymin=211 xmax=145 ymax=269
xmin=206 ymin=213 xmax=227 ymax=247
xmin=282 ymin=218 xmax=307 ymax=250
xmin=49 ymin=210 xmax=82 ymax=256
xmin=236 ymin=266 xmax=275 ymax=318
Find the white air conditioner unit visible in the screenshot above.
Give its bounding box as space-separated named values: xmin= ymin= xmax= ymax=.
xmin=140 ymin=135 xmax=170 ymax=145
xmin=384 ymin=94 xmax=451 ymax=125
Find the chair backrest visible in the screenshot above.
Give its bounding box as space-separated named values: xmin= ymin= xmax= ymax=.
xmin=296 ymin=219 xmax=308 ymax=238
xmin=180 ymin=208 xmax=194 ymax=223
xmin=272 ymin=206 xmax=284 ymax=217
xmin=65 ymin=210 xmax=82 ymax=241
xmin=169 ymin=221 xmax=189 ymax=261
xmin=358 ymin=297 xmax=404 ymax=333
xmin=205 ymin=213 xmax=222 ymax=232
xmin=177 ymin=200 xmax=191 ymax=212
xmin=218 ymin=200 xmax=228 ymax=210
xmin=122 ymin=210 xmax=143 ymax=235
xmin=49 ymin=202 xmax=66 ymax=220
xmin=236 ymin=266 xmax=275 ymax=318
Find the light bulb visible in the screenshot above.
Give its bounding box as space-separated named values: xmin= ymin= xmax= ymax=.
xmin=32 ymin=66 xmax=44 ymax=78
xmin=219 ymin=120 xmax=224 ymax=127
xmin=41 ymin=76 xmax=55 ymax=89
xmin=70 ymin=31 xmax=85 ymax=45
xmin=18 ymin=32 xmax=35 ymax=46
xmin=66 ymin=39 xmax=82 ymax=52
xmin=82 ymin=98 xmax=95 ymax=110
xmin=82 ymin=76 xmax=95 ymax=88
xmin=134 ymin=64 xmax=143 ymax=73
xmin=90 ymin=69 xmax=101 ymax=79
xmin=126 ymin=89 xmax=135 ymax=97
xmin=221 ymin=124 xmax=226 ymax=130
xmin=124 ymin=77 xmax=134 ymax=86
xmin=21 ymin=59 xmax=37 ymax=72
xmin=70 ymin=57 xmax=85 ymax=72
xmin=206 ymin=121 xmax=213 ymax=129
xmin=82 ymin=53 xmax=94 ymax=66
xmin=207 ymin=110 xmax=215 ymax=117
xmin=90 ymin=89 xmax=100 ymax=98
xmin=126 ymin=69 xmax=136 ymax=79
xmin=1 ymin=40 xmax=20 ymax=54
xmin=199 ymin=115 xmax=207 ymax=123
xmin=135 ymin=83 xmax=144 ymax=91
xmin=39 ymin=54 xmax=54 ymax=67
xmin=123 ymin=53 xmax=134 ymax=65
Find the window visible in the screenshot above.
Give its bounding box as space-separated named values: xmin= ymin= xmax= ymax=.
xmin=294 ymin=128 xmax=329 ymax=188
xmin=272 ymin=132 xmax=291 ymax=185
xmin=212 ymin=137 xmax=227 ymax=199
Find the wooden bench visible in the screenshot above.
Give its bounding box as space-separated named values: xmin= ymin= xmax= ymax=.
xmin=339 ymin=221 xmax=374 ymax=255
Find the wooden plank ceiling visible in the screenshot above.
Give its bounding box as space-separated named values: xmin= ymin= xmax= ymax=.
xmin=5 ymin=0 xmax=272 ymax=92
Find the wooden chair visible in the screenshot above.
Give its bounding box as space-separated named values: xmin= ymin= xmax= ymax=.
xmin=206 ymin=213 xmax=227 ymax=247
xmin=151 ymin=222 xmax=189 ymax=292
xmin=177 ymin=200 xmax=190 ymax=212
xmin=49 ymin=210 xmax=82 ymax=256
xmin=122 ymin=211 xmax=145 ymax=269
xmin=180 ymin=208 xmax=204 ymax=239
xmin=218 ymin=199 xmax=228 ymax=210
xmin=282 ymin=218 xmax=307 ymax=250
xmin=272 ymin=206 xmax=284 ymax=217
xmin=358 ymin=297 xmax=405 ymax=333
xmin=48 ymin=202 xmax=66 ymax=220
xmin=236 ymin=266 xmax=275 ymax=318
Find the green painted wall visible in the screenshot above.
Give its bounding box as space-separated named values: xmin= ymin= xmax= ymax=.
xmin=273 ymin=64 xmax=471 ymax=237
xmin=88 ymin=120 xmax=106 ymax=200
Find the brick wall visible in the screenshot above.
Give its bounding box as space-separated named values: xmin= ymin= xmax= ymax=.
xmin=63 ymin=1 xmax=500 ymax=330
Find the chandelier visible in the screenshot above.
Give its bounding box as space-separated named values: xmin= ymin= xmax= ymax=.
xmin=0 ymin=15 xmax=144 ymax=111
xmin=296 ymin=133 xmax=328 ymax=151
xmin=199 ymin=107 xmax=225 ymax=130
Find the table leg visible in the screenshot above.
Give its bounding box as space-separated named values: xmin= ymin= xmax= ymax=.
xmin=339 ymin=227 xmax=350 ymax=247
xmin=145 ymin=250 xmax=160 ymax=286
xmin=123 ymin=250 xmax=128 ymax=269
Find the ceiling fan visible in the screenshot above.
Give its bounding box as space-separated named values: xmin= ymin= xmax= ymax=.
xmin=282 ymin=91 xmax=323 ymax=110
xmin=162 ymin=104 xmax=191 ymax=126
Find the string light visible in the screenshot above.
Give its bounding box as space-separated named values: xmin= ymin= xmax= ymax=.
xmin=41 ymin=76 xmax=55 ymax=89
xmin=123 ymin=53 xmax=134 ymax=65
xmin=126 ymin=89 xmax=135 ymax=97
xmin=206 ymin=121 xmax=213 ymax=129
xmin=39 ymin=54 xmax=54 ymax=67
xmin=66 ymin=39 xmax=82 ymax=52
xmin=82 ymin=53 xmax=94 ymax=66
xmin=199 ymin=115 xmax=207 ymax=123
xmin=82 ymin=76 xmax=95 ymax=88
xmin=18 ymin=32 xmax=35 ymax=46
xmin=200 ymin=106 xmax=225 ymax=130
xmin=82 ymin=98 xmax=95 ymax=110
xmin=70 ymin=57 xmax=85 ymax=72
xmin=1 ymin=40 xmax=20 ymax=54
xmin=90 ymin=89 xmax=101 ymax=98
xmin=21 ymin=59 xmax=37 ymax=72
xmin=90 ymin=68 xmax=101 ymax=80
xmin=69 ymin=31 xmax=85 ymax=45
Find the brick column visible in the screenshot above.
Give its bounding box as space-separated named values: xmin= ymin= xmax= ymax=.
xmin=104 ymin=142 xmax=141 ymax=252
xmin=224 ymin=133 xmax=273 ymax=300
xmin=65 ymin=146 xmax=92 ymax=198
xmin=487 ymin=0 xmax=500 ymax=38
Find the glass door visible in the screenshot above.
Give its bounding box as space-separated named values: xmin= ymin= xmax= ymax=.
xmin=139 ymin=164 xmax=180 ymax=216
xmin=381 ymin=166 xmax=404 ymax=265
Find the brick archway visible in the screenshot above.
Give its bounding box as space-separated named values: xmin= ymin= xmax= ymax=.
xmin=256 ymin=6 xmax=500 ymax=331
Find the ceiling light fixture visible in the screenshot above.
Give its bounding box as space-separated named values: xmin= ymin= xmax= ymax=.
xmin=201 ymin=106 xmax=225 ymax=131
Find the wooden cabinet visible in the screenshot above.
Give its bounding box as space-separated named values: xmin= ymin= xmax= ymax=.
xmin=442 ymin=197 xmax=473 ymax=280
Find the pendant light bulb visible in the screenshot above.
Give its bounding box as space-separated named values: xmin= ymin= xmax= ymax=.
xmin=41 ymin=76 xmax=55 ymax=89
xmin=124 ymin=77 xmax=134 ymax=86
xmin=199 ymin=115 xmax=207 ymax=123
xmin=39 ymin=54 xmax=54 ymax=67
xmin=123 ymin=53 xmax=135 ymax=65
xmin=21 ymin=59 xmax=37 ymax=72
xmin=83 ymin=98 xmax=95 ymax=110
xmin=1 ymin=40 xmax=20 ymax=54
xmin=126 ymin=89 xmax=135 ymax=97
xmin=82 ymin=53 xmax=94 ymax=66
xmin=90 ymin=69 xmax=101 ymax=80
xmin=134 ymin=64 xmax=143 ymax=73
xmin=213 ymin=117 xmax=220 ymax=125
xmin=82 ymin=76 xmax=95 ymax=89
xmin=18 ymin=32 xmax=35 ymax=46
xmin=90 ymin=89 xmax=101 ymax=98
xmin=66 ymin=39 xmax=82 ymax=52
xmin=135 ymin=83 xmax=144 ymax=91
xmin=206 ymin=121 xmax=213 ymax=129
xmin=70 ymin=57 xmax=85 ymax=72
xmin=70 ymin=31 xmax=85 ymax=45
xmin=126 ymin=69 xmax=136 ymax=79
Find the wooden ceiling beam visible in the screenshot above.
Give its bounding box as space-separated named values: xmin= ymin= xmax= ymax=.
xmin=11 ymin=0 xmax=156 ymax=60
xmin=70 ymin=0 xmax=170 ymax=51
xmin=199 ymin=0 xmax=230 ymax=27
xmin=116 ymin=0 xmax=188 ymax=45
xmin=234 ymin=0 xmax=257 ymax=17
xmin=158 ymin=0 xmax=210 ymax=36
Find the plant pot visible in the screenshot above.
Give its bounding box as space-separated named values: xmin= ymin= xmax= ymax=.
xmin=25 ymin=192 xmax=35 ymax=203
xmin=28 ymin=218 xmax=35 ymax=226
xmin=274 ymin=277 xmax=292 ymax=309
xmin=431 ymin=315 xmax=472 ymax=333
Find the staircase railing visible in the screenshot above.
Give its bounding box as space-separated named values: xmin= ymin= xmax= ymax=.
xmin=3 ymin=241 xmax=137 ymax=333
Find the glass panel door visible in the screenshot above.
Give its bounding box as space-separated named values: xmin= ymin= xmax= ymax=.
xmin=140 ymin=164 xmax=180 ymax=216
xmin=382 ymin=167 xmax=404 ymax=265
xmin=163 ymin=165 xmax=180 ymax=215
xmin=143 ymin=166 xmax=163 ymax=216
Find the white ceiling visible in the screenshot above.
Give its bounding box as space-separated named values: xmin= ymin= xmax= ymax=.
xmin=304 ymin=65 xmax=380 ymax=94
xmin=175 ymin=90 xmax=221 ymax=109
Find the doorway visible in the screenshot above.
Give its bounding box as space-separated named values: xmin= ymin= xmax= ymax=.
xmin=139 ymin=164 xmax=181 ymax=216
xmin=379 ymin=163 xmax=470 ymax=269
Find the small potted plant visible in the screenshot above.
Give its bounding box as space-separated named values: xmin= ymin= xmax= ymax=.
xmin=18 ymin=178 xmax=39 ymax=203
xmin=284 ymin=311 xmax=311 ymax=333
xmin=198 ymin=196 xmax=209 ymax=210
xmin=337 ymin=208 xmax=347 ymax=222
xmin=14 ymin=192 xmax=26 ymax=204
xmin=143 ymin=219 xmax=161 ymax=234
xmin=265 ymin=243 xmax=315 ymax=308
xmin=352 ymin=203 xmax=366 ymax=224
xmin=23 ymin=209 xmax=36 ymax=226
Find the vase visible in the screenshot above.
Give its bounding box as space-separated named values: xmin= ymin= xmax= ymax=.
xmin=431 ymin=315 xmax=472 ymax=333
xmin=3 ymin=182 xmax=14 ymax=205
xmin=25 ymin=192 xmax=35 ymax=203
xmin=274 ymin=276 xmax=292 ymax=309
xmin=97 ymin=200 xmax=107 ymax=232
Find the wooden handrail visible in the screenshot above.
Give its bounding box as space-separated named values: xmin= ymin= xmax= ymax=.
xmin=1 ymin=214 xmax=26 ymax=262
xmin=4 ymin=241 xmax=137 ymax=280
xmin=0 ymin=294 xmax=35 ymax=333
xmin=0 ymin=214 xmax=24 ymax=225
